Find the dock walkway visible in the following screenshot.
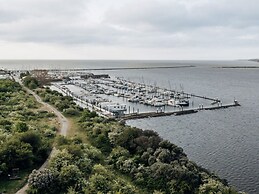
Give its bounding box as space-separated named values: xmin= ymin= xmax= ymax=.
xmin=121 ymin=102 xmax=240 ymax=120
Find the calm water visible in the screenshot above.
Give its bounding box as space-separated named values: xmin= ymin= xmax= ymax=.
xmin=1 ymin=60 xmax=259 ymax=193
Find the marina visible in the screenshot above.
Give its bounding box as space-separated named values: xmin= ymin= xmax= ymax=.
xmin=1 ymin=60 xmax=258 ymax=194
xmin=1 ymin=0 xmax=258 ymax=191
xmin=42 ymin=69 xmax=241 ymax=120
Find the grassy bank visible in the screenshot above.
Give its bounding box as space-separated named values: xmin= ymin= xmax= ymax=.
xmin=0 ymin=79 xmax=57 ymax=193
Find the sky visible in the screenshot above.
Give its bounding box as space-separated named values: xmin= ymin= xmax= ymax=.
xmin=0 ymin=0 xmax=258 ymax=60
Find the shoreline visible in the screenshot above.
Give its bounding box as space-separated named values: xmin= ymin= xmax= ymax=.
xmin=41 ymin=65 xmax=195 ymax=71
xmin=215 ymin=66 xmax=259 ymax=69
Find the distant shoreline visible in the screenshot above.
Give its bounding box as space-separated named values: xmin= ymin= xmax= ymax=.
xmin=248 ymin=59 xmax=259 ymax=63
xmin=216 ymin=66 xmax=259 ymax=69
xmin=48 ymin=65 xmax=195 ymax=71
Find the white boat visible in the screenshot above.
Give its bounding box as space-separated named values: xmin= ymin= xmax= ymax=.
xmin=168 ymin=99 xmax=189 ymax=107
xmin=105 ymin=103 xmax=127 ymax=112
xmin=128 ymin=95 xmax=140 ymax=103
xmin=101 ymin=102 xmax=127 ymax=117
xmin=177 ymin=100 xmax=189 ymax=107
xmin=151 ymin=98 xmax=166 ymax=107
xmin=168 ymin=99 xmax=178 ymax=106
xmin=144 ymin=98 xmax=153 ymax=106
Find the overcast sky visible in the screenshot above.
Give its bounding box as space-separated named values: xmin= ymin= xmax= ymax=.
xmin=0 ymin=0 xmax=258 ymax=60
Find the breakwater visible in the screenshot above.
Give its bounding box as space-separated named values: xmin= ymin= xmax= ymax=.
xmin=122 ymin=102 xmax=240 ymax=120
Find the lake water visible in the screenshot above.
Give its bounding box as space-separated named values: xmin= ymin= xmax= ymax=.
xmin=1 ymin=60 xmax=259 ymax=193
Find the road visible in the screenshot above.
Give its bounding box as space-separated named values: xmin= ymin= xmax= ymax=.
xmin=15 ymin=77 xmax=69 ymax=194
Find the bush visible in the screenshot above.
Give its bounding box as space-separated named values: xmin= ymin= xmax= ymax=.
xmin=49 ymin=149 xmax=73 ymax=171
xmin=28 ymin=169 xmax=58 ymax=193
xmin=23 ymin=76 xmax=39 ymax=89
xmin=15 ymin=122 xmax=29 ymax=132
xmin=0 ymin=79 xmax=21 ymax=92
xmin=59 ymin=165 xmax=83 ymax=190
xmin=20 ymin=131 xmax=51 ymax=164
xmin=0 ymin=137 xmax=33 ymax=171
xmin=63 ymin=108 xmax=80 ymax=116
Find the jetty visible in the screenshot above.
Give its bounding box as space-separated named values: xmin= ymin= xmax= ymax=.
xmin=203 ymin=103 xmax=240 ymax=110
xmin=188 ymin=93 xmax=220 ymax=102
xmin=121 ymin=102 xmax=240 ymax=120
xmin=122 ymin=109 xmax=198 ymax=120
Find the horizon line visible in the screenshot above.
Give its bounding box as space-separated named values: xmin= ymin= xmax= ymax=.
xmin=0 ymin=58 xmax=252 ymax=61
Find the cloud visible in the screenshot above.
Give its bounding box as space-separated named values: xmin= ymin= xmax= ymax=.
xmin=0 ymin=0 xmax=258 ymax=59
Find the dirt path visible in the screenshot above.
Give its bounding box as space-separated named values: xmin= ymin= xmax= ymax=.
xmin=15 ymin=77 xmax=69 ymax=194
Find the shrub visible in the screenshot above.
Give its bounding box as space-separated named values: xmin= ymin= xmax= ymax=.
xmin=0 ymin=138 xmax=33 ymax=170
xmin=63 ymin=108 xmax=80 ymax=116
xmin=59 ymin=165 xmax=83 ymax=190
xmin=15 ymin=122 xmax=29 ymax=132
xmin=28 ymin=169 xmax=57 ymax=193
xmin=23 ymin=76 xmax=39 ymax=89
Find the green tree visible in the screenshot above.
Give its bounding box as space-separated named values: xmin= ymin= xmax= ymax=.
xmin=198 ymin=178 xmax=239 ymax=194
xmin=49 ymin=149 xmax=73 ymax=171
xmin=20 ymin=71 xmax=30 ymax=79
xmin=0 ymin=138 xmax=33 ymax=170
xmin=23 ymin=76 xmax=39 ymax=89
xmin=20 ymin=131 xmax=51 ymax=163
xmin=59 ymin=165 xmax=83 ymax=190
xmin=88 ymin=173 xmax=111 ymax=193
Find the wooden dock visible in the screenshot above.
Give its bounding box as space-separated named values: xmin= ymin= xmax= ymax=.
xmin=121 ymin=102 xmax=240 ymax=120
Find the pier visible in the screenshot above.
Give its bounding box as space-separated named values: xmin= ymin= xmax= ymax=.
xmin=121 ymin=102 xmax=241 ymax=120
xmin=188 ymin=93 xmax=220 ymax=102
xmin=122 ymin=109 xmax=198 ymax=120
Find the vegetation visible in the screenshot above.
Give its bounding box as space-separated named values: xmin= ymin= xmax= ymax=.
xmin=23 ymin=76 xmax=40 ymax=89
xmin=20 ymin=71 xmax=30 ymax=79
xmin=20 ymin=72 xmax=43 ymax=89
xmin=0 ymin=79 xmax=56 ymax=193
xmin=27 ymin=88 xmax=242 ymax=194
xmin=36 ymin=87 xmax=82 ymax=116
xmin=0 ymin=78 xmax=243 ymax=193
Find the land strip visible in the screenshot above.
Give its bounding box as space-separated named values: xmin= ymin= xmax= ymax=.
xmin=46 ymin=65 xmax=195 ymax=71
xmin=215 ymin=66 xmax=259 ymax=69
xmin=15 ymin=76 xmax=70 ymax=194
